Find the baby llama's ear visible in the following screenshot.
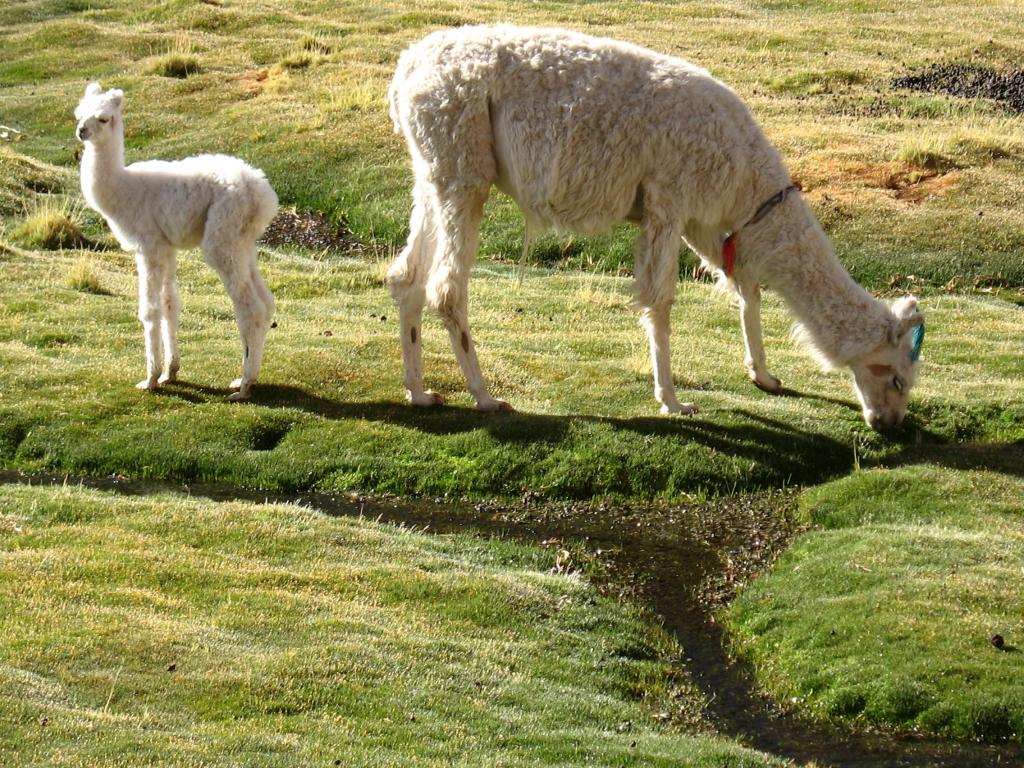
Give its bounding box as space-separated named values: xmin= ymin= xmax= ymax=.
xmin=888 ymin=295 xmax=924 ymax=344
xmin=108 ymin=89 xmax=124 ymax=108
xmin=85 ymin=82 xmax=103 ymax=97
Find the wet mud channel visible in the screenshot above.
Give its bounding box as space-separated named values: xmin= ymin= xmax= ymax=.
xmin=1 ymin=471 xmax=1020 ymax=767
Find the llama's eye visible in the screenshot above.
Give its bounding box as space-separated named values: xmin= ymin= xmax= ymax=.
xmin=98 ymin=118 xmax=109 ymax=124
xmin=892 ymin=376 xmax=904 ymax=393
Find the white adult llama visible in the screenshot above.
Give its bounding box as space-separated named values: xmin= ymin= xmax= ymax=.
xmin=74 ymin=83 xmax=277 ymax=401
xmin=387 ymin=26 xmax=925 ymax=430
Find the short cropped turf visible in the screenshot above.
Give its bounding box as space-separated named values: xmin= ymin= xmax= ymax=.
xmin=3 ymin=0 xmax=1024 ymax=287
xmin=3 ymin=0 xmax=1024 ymax=755
xmin=0 ymin=230 xmax=1022 ymax=499
xmin=726 ymin=465 xmax=1024 ymax=742
xmin=0 ymin=482 xmax=784 ymax=768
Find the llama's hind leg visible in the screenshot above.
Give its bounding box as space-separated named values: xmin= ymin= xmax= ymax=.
xmin=428 ymin=187 xmax=510 ymax=412
xmin=135 ymin=250 xmax=169 ymax=391
xmin=226 ymin=260 xmax=275 ymax=400
xmin=158 ymin=252 xmax=181 ymax=384
xmin=634 ymin=216 xmax=695 ymax=416
xmin=387 ymin=181 xmax=443 ymax=407
xmin=736 ymin=281 xmax=782 ymax=393
xmin=207 ymin=245 xmax=272 ymax=402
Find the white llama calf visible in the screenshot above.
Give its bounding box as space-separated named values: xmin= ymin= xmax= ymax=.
xmin=387 ymin=26 xmax=925 ymax=430
xmin=75 ymin=83 xmax=277 ymax=401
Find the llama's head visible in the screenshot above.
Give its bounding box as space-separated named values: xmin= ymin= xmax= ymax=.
xmin=849 ymin=295 xmax=924 ymax=431
xmin=74 ymin=83 xmax=124 ymax=145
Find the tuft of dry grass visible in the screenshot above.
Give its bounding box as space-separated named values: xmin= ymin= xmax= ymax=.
xmin=145 ymin=34 xmax=200 ymax=78
xmin=12 ymin=197 xmax=88 ymax=250
xmin=66 ymin=255 xmax=109 ymax=295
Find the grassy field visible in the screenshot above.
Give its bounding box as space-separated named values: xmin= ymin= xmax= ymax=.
xmin=3 ymin=1 xmax=1024 ymax=286
xmin=2 ymin=0 xmax=1024 ymax=759
xmin=727 ymin=466 xmax=1024 ymax=742
xmin=0 ymin=482 xmax=788 ymax=768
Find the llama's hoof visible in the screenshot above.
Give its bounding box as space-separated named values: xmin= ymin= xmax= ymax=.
xmin=227 ymin=389 xmax=252 ymax=403
xmin=477 ymin=398 xmax=514 ymax=413
xmin=661 ymin=402 xmax=698 ymax=416
xmin=409 ymin=390 xmax=445 ymax=407
xmin=158 ymin=372 xmax=178 ymax=385
xmin=751 ymin=373 xmax=783 ymax=394
xmin=135 ymin=378 xmax=159 ymax=391
xmin=228 ymin=377 xmax=244 ymax=391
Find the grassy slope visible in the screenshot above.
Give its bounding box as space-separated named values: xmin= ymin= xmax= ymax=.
xmin=3 ymin=0 xmax=1024 ymax=750
xmin=726 ymin=465 xmax=1024 ymax=741
xmin=2 ymin=1 xmax=1024 ymax=285
xmin=0 ymin=482 xmax=784 ymax=768
xmin=0 ymin=235 xmax=1021 ymax=499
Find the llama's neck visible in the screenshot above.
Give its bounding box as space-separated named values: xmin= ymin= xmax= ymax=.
xmin=80 ymin=133 xmax=126 ymax=216
xmin=760 ymin=201 xmax=891 ymax=367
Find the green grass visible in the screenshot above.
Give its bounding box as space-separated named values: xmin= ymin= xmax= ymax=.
xmin=726 ymin=465 xmax=1024 ymax=741
xmin=3 ymin=0 xmax=1024 ymax=754
xmin=3 ymin=0 xmax=1024 ymax=285
xmin=0 ymin=482 xmax=785 ymax=767
xmin=0 ymin=232 xmax=1021 ymax=499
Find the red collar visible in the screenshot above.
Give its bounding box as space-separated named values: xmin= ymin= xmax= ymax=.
xmin=722 ymin=184 xmax=800 ymax=277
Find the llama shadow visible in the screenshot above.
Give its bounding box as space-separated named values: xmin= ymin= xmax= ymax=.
xmin=156 ymin=379 xmax=1015 ymax=489
xmin=242 ymin=383 xmax=863 ymax=488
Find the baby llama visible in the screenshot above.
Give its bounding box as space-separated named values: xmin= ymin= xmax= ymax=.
xmin=387 ymin=26 xmax=925 ymax=430
xmin=75 ymin=82 xmax=277 ymax=401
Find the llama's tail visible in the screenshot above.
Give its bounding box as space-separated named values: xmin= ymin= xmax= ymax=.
xmin=388 ymin=48 xmax=414 ymax=136
xmin=248 ymin=170 xmax=279 ymax=240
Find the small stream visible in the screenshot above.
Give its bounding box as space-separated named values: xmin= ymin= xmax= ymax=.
xmin=1 ymin=470 xmax=1020 ymax=767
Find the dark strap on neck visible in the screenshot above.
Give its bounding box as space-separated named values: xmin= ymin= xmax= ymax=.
xmin=745 ymin=183 xmax=801 ymax=229
xmin=721 ymin=184 xmax=800 ymax=278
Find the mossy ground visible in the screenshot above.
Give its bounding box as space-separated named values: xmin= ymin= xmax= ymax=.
xmin=2 ymin=0 xmax=1024 ymax=755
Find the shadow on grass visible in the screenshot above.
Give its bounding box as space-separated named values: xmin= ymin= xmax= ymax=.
xmin=154 ymin=380 xmax=863 ymax=492
xmin=884 ymin=440 xmax=1024 ymax=479
xmin=149 ymin=380 xmax=1024 ymax=494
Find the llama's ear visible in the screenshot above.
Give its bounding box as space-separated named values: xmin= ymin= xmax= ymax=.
xmin=108 ymin=89 xmax=124 ymax=108
xmin=888 ymin=295 xmax=924 ymax=344
xmin=85 ymin=82 xmax=102 ymax=97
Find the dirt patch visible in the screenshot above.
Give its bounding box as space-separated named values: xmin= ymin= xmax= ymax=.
xmin=796 ymin=161 xmax=957 ymax=206
xmin=259 ymin=209 xmax=360 ymax=253
xmin=893 ymin=63 xmax=1024 ymax=113
xmin=237 ymin=68 xmax=269 ymax=97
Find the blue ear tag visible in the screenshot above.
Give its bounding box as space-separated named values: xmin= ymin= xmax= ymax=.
xmin=909 ymin=323 xmax=925 ymax=363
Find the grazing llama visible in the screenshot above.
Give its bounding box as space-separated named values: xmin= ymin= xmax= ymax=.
xmin=74 ymin=83 xmax=277 ymax=401
xmin=387 ymin=26 xmax=925 ymax=430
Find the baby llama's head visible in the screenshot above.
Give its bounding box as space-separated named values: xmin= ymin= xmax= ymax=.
xmin=74 ymin=83 xmax=124 ymax=145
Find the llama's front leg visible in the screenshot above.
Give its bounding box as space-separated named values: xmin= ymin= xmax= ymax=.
xmin=737 ymin=282 xmax=782 ymax=392
xmin=158 ymin=252 xmax=181 ymax=385
xmin=635 ymin=215 xmax=696 ymax=416
xmin=135 ymin=252 xmax=166 ymax=391
xmin=640 ymin=304 xmax=695 ymax=415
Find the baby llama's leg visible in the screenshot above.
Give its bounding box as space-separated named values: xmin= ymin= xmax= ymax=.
xmin=158 ymin=251 xmax=181 ymax=384
xmin=387 ymin=179 xmax=443 ymax=406
xmin=428 ymin=185 xmax=510 ymax=412
xmin=135 ymin=249 xmax=169 ymax=390
xmin=736 ymin=280 xmax=782 ymax=392
xmin=203 ymin=234 xmax=272 ymax=401
xmin=226 ymin=247 xmax=272 ymax=402
xmin=634 ymin=214 xmax=695 ymax=415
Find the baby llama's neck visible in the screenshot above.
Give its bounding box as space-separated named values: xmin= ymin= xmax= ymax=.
xmin=80 ymin=129 xmax=126 ymax=216
xmin=762 ymin=203 xmax=891 ymax=367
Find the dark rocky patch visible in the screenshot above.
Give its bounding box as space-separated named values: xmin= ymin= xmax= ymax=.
xmin=893 ymin=63 xmax=1024 ymax=113
xmin=259 ymin=209 xmax=359 ymax=253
